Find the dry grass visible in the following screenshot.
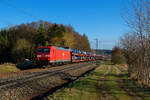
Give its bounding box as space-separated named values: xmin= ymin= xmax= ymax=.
xmin=0 ymin=63 xmax=19 ymax=74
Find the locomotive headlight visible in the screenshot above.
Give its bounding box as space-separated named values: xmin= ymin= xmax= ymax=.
xmin=37 ymin=55 xmax=41 ymax=57
xmin=45 ymin=55 xmax=50 ymax=57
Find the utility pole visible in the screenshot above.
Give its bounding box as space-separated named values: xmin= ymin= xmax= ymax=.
xmin=95 ymin=38 xmax=98 ymax=54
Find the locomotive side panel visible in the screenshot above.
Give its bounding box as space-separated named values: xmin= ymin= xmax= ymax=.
xmin=50 ymin=46 xmax=71 ymax=64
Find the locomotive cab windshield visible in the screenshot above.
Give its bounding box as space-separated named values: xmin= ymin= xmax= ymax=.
xmin=37 ymin=48 xmax=50 ymax=53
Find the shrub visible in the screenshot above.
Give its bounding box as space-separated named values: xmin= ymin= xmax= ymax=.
xmin=111 ymin=46 xmax=126 ymax=64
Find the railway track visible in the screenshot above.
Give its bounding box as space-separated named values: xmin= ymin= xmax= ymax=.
xmin=0 ymin=61 xmax=97 ymax=96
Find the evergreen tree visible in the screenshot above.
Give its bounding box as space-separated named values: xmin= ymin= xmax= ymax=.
xmin=35 ymin=24 xmax=47 ymax=46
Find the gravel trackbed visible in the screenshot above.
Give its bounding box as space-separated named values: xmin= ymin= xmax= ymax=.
xmin=0 ymin=61 xmax=99 ymax=100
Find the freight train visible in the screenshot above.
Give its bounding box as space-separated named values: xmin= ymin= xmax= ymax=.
xmin=36 ymin=46 xmax=103 ymax=66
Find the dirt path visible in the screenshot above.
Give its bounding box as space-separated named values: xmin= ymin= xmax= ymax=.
xmin=98 ymin=64 xmax=143 ymax=100
xmin=115 ymin=66 xmax=143 ymax=100
xmin=98 ymin=66 xmax=116 ymax=100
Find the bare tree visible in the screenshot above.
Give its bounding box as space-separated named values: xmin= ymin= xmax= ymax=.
xmin=121 ymin=0 xmax=150 ymax=86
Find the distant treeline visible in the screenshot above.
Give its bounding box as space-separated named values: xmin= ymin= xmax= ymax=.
xmin=94 ymin=49 xmax=112 ymax=55
xmin=0 ymin=21 xmax=91 ymax=63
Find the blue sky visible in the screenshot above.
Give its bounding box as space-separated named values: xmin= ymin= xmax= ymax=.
xmin=0 ymin=0 xmax=127 ymax=50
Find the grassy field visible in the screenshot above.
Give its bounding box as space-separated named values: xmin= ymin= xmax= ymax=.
xmin=0 ymin=63 xmax=19 ymax=74
xmin=41 ymin=61 xmax=150 ymax=100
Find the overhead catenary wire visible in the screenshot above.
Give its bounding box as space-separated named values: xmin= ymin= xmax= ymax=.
xmin=0 ymin=0 xmax=40 ymax=21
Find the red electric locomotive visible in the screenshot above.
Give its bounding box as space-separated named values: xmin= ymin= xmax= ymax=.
xmin=36 ymin=46 xmax=71 ymax=65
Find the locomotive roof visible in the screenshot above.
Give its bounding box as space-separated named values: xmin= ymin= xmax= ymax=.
xmin=55 ymin=46 xmax=70 ymax=51
xmin=38 ymin=46 xmax=96 ymax=55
